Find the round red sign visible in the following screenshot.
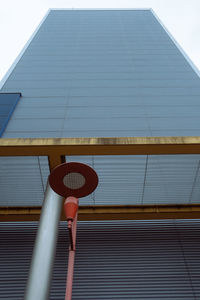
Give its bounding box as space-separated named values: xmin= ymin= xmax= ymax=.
xmin=49 ymin=162 xmax=98 ymax=198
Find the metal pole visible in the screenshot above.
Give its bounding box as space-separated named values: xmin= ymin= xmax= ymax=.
xmin=25 ymin=182 xmax=63 ymax=300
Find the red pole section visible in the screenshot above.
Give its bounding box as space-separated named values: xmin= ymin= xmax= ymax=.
xmin=64 ymin=197 xmax=79 ymax=300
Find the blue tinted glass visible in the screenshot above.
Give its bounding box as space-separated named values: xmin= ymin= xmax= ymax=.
xmin=0 ymin=93 xmax=21 ymax=137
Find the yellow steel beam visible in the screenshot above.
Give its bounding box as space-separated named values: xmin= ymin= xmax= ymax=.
xmin=0 ymin=137 xmax=200 ymax=157
xmin=77 ymin=204 xmax=200 ymax=221
xmin=48 ymin=155 xmax=66 ymax=171
xmin=1 ymin=136 xmax=200 ymax=170
xmin=1 ymin=204 xmax=200 ymax=222
xmin=1 ymin=137 xmax=200 ymax=220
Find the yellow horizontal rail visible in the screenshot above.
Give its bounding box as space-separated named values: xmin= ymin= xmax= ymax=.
xmin=0 ymin=136 xmax=200 ymax=170
xmin=1 ymin=137 xmax=200 ymax=221
xmin=1 ymin=204 xmax=200 ymax=222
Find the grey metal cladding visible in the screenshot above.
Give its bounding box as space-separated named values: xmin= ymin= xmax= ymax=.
xmin=1 ymin=10 xmax=200 ymax=138
xmin=1 ymin=10 xmax=200 ymax=207
xmin=0 ymin=156 xmax=49 ymax=206
xmin=72 ymin=220 xmax=200 ymax=299
xmin=67 ymin=155 xmax=200 ymax=205
xmin=1 ymin=11 xmax=200 ymax=300
xmin=0 ymin=220 xmax=200 ymax=299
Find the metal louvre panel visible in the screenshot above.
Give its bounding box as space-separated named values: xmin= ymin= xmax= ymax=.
xmin=0 ymin=222 xmax=37 ymax=299
xmin=1 ymin=154 xmax=200 ymax=207
xmin=0 ymin=156 xmax=49 ymax=206
xmin=0 ymin=220 xmax=200 ymax=299
xmin=67 ymin=155 xmax=200 ymax=206
xmin=72 ymin=220 xmax=199 ymax=299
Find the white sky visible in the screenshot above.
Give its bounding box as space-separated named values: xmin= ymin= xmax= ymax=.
xmin=0 ymin=0 xmax=200 ymax=81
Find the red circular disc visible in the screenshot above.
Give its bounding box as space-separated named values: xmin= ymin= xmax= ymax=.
xmin=49 ymin=162 xmax=98 ymax=198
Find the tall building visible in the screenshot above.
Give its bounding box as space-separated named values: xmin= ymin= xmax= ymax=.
xmin=0 ymin=9 xmax=200 ymax=299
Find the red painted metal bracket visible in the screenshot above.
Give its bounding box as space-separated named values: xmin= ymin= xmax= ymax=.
xmin=64 ymin=197 xmax=79 ymax=300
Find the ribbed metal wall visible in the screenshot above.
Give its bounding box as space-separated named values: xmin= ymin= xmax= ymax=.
xmin=67 ymin=155 xmax=200 ymax=205
xmin=0 ymin=220 xmax=200 ymax=299
xmin=0 ymin=156 xmax=48 ymax=206
xmin=1 ymin=154 xmax=200 ymax=206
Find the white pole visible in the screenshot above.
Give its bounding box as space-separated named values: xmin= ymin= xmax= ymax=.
xmin=25 ymin=182 xmax=63 ymax=300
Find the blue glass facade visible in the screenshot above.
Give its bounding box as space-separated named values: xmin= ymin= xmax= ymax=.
xmin=0 ymin=93 xmax=21 ymax=136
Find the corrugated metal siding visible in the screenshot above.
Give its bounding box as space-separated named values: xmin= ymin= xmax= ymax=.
xmin=1 ymin=154 xmax=200 ymax=206
xmin=65 ymin=154 xmax=200 ymax=205
xmin=0 ymin=220 xmax=200 ymax=299
xmin=72 ymin=220 xmax=200 ymax=299
xmin=0 ymin=156 xmax=49 ymax=206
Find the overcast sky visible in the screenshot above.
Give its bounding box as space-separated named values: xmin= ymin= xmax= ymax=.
xmin=0 ymin=0 xmax=200 ymax=81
